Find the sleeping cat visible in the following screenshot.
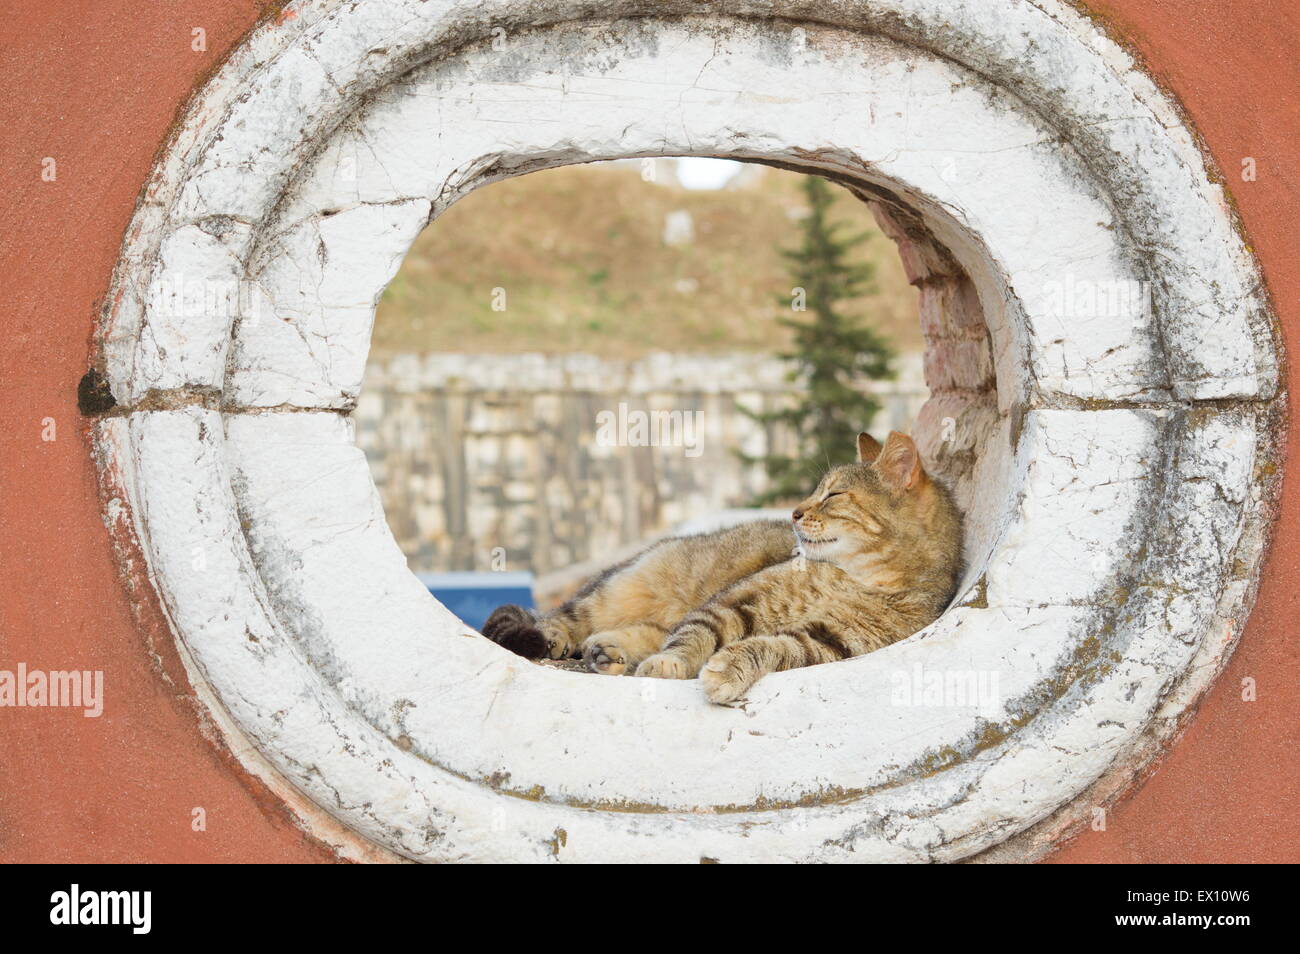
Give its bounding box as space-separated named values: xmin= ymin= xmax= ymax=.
xmin=482 ymin=430 xmax=963 ymax=704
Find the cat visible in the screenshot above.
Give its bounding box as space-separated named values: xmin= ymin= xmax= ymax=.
xmin=482 ymin=430 xmax=963 ymax=704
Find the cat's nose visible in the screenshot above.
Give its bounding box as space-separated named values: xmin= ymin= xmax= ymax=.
xmin=792 ymin=507 xmax=805 ymax=522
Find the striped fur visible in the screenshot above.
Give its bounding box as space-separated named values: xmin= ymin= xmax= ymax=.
xmin=482 ymin=431 xmax=963 ymax=704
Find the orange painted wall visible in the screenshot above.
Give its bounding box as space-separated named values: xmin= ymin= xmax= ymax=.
xmin=0 ymin=0 xmax=335 ymax=863
xmin=0 ymin=0 xmax=1294 ymax=863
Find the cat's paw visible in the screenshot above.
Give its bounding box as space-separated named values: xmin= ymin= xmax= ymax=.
xmin=542 ymin=629 xmax=578 ymax=659
xmin=481 ymin=605 xmax=546 ymax=659
xmin=699 ymin=653 xmax=754 ymax=705
xmin=582 ymin=634 xmax=629 ymax=675
xmin=635 ymin=653 xmax=691 ymax=680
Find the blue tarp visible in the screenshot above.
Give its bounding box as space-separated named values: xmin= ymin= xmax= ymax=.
xmin=417 ymin=571 xmax=535 ymax=632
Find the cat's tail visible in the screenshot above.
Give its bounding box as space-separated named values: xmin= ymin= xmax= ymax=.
xmin=481 ymin=604 xmax=547 ymax=659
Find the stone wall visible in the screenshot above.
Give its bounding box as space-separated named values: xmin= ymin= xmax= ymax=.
xmin=354 ymin=351 xmax=926 ymax=574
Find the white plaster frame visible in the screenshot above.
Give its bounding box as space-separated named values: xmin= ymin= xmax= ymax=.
xmin=92 ymin=0 xmax=1281 ymax=862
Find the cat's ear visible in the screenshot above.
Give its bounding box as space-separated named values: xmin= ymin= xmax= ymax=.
xmin=875 ymin=431 xmax=923 ymax=491
xmin=856 ymin=432 xmax=883 ymax=464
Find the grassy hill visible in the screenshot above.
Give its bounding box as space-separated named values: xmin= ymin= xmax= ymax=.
xmin=373 ymin=160 xmax=921 ymax=358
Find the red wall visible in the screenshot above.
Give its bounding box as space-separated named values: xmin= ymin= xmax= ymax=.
xmin=0 ymin=0 xmax=1294 ymax=862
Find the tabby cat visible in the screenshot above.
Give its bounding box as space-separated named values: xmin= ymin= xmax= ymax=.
xmin=482 ymin=431 xmax=963 ymax=704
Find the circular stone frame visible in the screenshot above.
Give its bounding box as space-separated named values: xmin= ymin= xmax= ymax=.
xmin=92 ymin=0 xmax=1282 ymax=863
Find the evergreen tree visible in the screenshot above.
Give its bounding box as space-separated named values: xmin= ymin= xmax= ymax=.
xmin=741 ymin=175 xmax=895 ymax=504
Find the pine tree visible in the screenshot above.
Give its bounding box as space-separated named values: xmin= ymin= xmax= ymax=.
xmin=741 ymin=175 xmax=895 ymax=504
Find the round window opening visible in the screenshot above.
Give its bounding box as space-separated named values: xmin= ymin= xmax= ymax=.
xmin=361 ymin=157 xmax=939 ymax=679
xmin=92 ymin=2 xmax=1281 ymax=863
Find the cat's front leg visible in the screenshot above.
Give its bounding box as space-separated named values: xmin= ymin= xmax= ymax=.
xmin=699 ymin=624 xmax=859 ymax=704
xmin=636 ymin=605 xmax=746 ymax=679
xmin=698 ymin=636 xmax=804 ymax=703
xmin=581 ymin=623 xmax=668 ymax=675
